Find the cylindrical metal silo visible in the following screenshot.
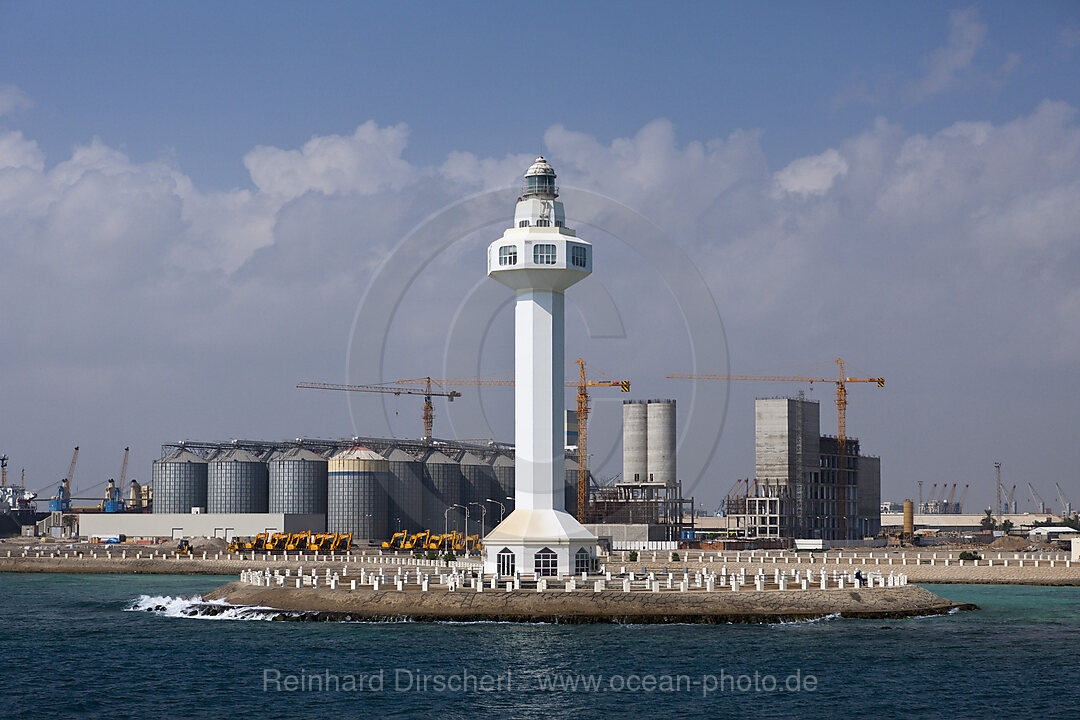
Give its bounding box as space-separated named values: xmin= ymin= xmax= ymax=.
xmin=622 ymin=400 xmax=648 ymax=483
xmin=268 ymin=447 xmax=328 ymax=515
xmin=328 ymin=446 xmax=389 ymax=542
xmin=423 ymin=450 xmax=465 ymax=534
xmin=647 ymin=399 xmax=676 ymax=488
xmin=460 ymin=452 xmax=496 ymax=531
xmin=494 ymin=453 xmax=518 ymax=520
xmin=151 ymin=448 xmax=207 ymax=514
xmin=383 ymin=447 xmax=424 ymax=534
xmin=207 ymin=448 xmax=269 ymax=513
xmin=903 ymin=499 xmax=914 ymax=537
xmin=492 ymin=453 xmax=515 ymax=517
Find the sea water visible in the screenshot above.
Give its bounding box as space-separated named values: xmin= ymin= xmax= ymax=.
xmin=2 ymin=574 xmax=1078 ymax=719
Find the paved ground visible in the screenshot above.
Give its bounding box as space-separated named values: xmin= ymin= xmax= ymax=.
xmin=3 ymin=540 xmax=1076 ymax=585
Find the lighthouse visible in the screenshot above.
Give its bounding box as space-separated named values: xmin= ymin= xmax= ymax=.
xmin=483 ymin=157 xmax=597 ymax=578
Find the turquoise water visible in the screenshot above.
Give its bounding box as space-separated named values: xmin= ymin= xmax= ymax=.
xmin=2 ymin=575 xmax=1078 ymax=719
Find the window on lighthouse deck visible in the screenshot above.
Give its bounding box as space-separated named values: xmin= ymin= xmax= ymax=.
xmin=533 ymin=244 xmax=557 ymax=265
xmin=499 ymin=246 xmax=518 ymax=266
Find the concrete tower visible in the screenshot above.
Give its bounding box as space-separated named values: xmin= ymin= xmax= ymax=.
xmin=483 ymin=157 xmax=597 ymax=578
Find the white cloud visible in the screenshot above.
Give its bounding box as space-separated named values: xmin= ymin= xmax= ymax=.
xmin=540 ymin=119 xmax=769 ymax=230
xmin=0 ymin=130 xmax=44 ymax=171
xmin=243 ymin=120 xmax=416 ymax=201
xmin=906 ymin=7 xmax=987 ymax=102
xmin=772 ymin=148 xmax=849 ymax=198
xmin=1 ymin=109 xmax=1079 ymax=508
xmin=0 ymin=84 xmax=32 ymax=117
xmin=439 ymin=150 xmax=535 ymax=191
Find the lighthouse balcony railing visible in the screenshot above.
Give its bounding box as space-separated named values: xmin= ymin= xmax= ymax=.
xmin=521 ymin=183 xmax=558 ymax=197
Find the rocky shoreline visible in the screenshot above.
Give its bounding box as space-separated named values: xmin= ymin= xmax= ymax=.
xmin=200 ymin=580 xmax=975 ymax=624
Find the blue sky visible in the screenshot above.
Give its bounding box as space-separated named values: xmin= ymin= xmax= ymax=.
xmin=1 ymin=2 xmax=1079 ymax=512
xmin=6 ymin=2 xmax=1077 ymax=189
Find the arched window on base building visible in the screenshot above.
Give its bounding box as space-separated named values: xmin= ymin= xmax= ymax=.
xmin=534 ymin=547 xmax=557 ymax=577
xmin=574 ymin=547 xmax=591 ymax=575
xmin=497 ymin=547 xmax=515 ymax=577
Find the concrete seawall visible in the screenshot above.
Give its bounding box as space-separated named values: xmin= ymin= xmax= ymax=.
xmin=202 ymin=581 xmax=973 ymax=624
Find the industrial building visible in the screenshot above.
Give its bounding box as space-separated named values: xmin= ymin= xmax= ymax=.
xmin=580 ymin=399 xmax=693 ymax=549
xmin=727 ymin=396 xmax=881 ymax=542
xmin=63 ymin=436 xmax=584 ymax=543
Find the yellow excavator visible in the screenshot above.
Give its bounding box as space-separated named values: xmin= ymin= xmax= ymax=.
xmin=403 ymin=530 xmax=429 ymax=551
xmin=425 ymin=533 xmax=454 ymax=551
xmin=382 ymin=531 xmax=408 ymax=550
xmin=243 ymin=533 xmax=269 ymax=551
xmin=451 ymin=533 xmax=467 ymax=553
xmin=285 ymin=531 xmax=310 ymax=551
xmin=264 ymin=532 xmax=289 ymax=552
xmin=331 ymin=532 xmax=352 ymax=552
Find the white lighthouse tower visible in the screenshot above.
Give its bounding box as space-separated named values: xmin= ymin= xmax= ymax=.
xmin=483 ymin=157 xmax=597 ymax=578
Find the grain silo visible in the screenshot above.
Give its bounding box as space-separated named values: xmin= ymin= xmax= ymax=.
xmin=622 ymin=400 xmax=648 ymax=483
xmin=423 ymin=449 xmax=464 ymax=533
xmin=207 ymin=448 xmax=269 ymax=513
xmin=151 ymin=448 xmax=207 ymax=514
xmin=646 ymin=399 xmax=676 ymax=488
xmin=492 ymin=452 xmax=515 ymax=516
xmin=328 ymin=446 xmax=389 ymax=542
xmin=383 ymin=447 xmax=424 ymax=534
xmin=460 ymin=452 xmax=496 ymax=524
xmin=268 ymin=447 xmax=328 ymax=515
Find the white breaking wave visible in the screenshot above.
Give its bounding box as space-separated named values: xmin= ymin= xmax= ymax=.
xmin=770 ymin=612 xmax=843 ymax=626
xmin=125 ymin=594 xmax=285 ymax=621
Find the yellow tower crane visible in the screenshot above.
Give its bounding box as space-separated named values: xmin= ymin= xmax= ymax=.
xmin=394 ymin=363 xmax=630 ymax=522
xmin=296 ymin=381 xmax=462 ymax=440
xmin=667 ymin=358 xmax=883 ymax=538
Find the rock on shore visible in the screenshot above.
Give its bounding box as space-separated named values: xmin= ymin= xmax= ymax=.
xmin=202 ymin=581 xmax=975 ymax=624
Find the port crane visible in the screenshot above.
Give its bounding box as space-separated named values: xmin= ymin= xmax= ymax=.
xmin=50 ymin=446 xmax=79 ymax=511
xmin=1027 ymin=482 xmax=1048 ymax=514
xmin=946 ymin=483 xmax=957 ymax=514
xmin=668 ymin=358 xmax=884 ymax=537
xmin=103 ymin=447 xmax=130 ymax=511
xmin=1055 ymin=482 xmax=1073 ymax=516
xmin=394 ymin=362 xmax=630 ymax=522
xmin=0 ymin=455 xmax=6 ymax=487
xmin=958 ymin=484 xmax=969 ymax=514
xmin=119 ymin=446 xmax=129 ymax=488
xmin=297 ymin=381 xmax=462 ymax=440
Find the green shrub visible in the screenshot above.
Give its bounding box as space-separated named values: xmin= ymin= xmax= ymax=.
xmin=671 ymin=551 xmax=681 ymax=562
xmin=425 ymin=550 xmax=437 ymax=561
xmin=628 ymin=550 xmax=638 ymax=562
xmin=958 ymin=551 xmax=982 ymax=561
